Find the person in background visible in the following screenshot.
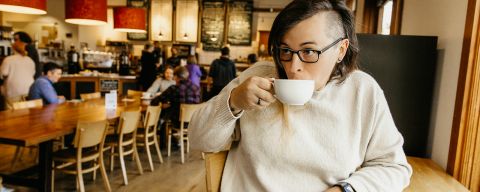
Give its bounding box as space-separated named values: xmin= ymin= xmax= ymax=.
xmin=190 ymin=0 xmax=412 ymax=191
xmin=208 ymin=46 xmax=236 ymax=98
xmin=151 ymin=66 xmax=200 ymax=149
xmin=146 ymin=67 xmax=176 ymax=97
xmin=153 ymin=41 xmax=164 ymax=72
xmin=28 ymin=62 xmax=65 ymax=104
xmin=13 ymin=32 xmax=41 ymax=79
xmin=185 ymin=55 xmax=202 ymax=87
xmin=0 ymin=32 xmax=35 ymax=109
xmin=139 ymin=44 xmax=158 ymax=90
xmin=166 ymin=47 xmax=181 ymax=69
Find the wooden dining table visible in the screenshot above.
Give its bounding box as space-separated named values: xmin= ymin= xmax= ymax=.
xmin=0 ymin=98 xmax=145 ymax=192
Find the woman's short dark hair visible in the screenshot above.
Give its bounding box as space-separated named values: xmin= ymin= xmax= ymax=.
xmin=221 ymin=47 xmax=230 ymax=56
xmin=268 ymin=0 xmax=359 ymax=83
xmin=13 ymin=31 xmax=32 ymax=44
xmin=43 ymin=62 xmax=62 ymax=74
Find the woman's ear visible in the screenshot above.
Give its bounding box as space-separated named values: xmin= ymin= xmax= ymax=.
xmin=337 ymin=39 xmax=350 ymax=61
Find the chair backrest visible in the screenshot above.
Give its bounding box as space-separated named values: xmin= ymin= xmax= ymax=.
xmin=144 ymin=105 xmax=161 ymax=129
xmin=80 ymin=92 xmax=101 ymax=100
xmin=119 ymin=109 xmax=142 ymax=134
xmin=179 ymin=103 xmax=204 ymax=123
xmin=12 ymin=99 xmax=43 ymax=110
xmin=127 ymin=90 xmax=143 ymax=97
xmin=205 ymin=151 xmax=229 ymax=192
xmin=74 ymin=120 xmax=108 ymax=148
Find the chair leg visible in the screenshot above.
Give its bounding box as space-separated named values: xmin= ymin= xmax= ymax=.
xmin=145 ymin=138 xmax=154 ymax=172
xmin=180 ymin=134 xmax=184 ymax=164
xmin=77 ymin=161 xmax=85 ymax=192
xmin=153 ymin=135 xmax=163 ymax=164
xmin=93 ymin=160 xmax=97 ymax=181
xmin=11 ymin=146 xmax=24 ymax=171
xmin=110 ymin=146 xmax=115 ymax=172
xmin=167 ymin=129 xmax=171 ymax=157
xmin=51 ymin=161 xmax=55 ymax=192
xmin=186 ymin=137 xmax=190 ymax=153
xmin=118 ymin=146 xmax=129 ymax=185
xmin=202 ymin=152 xmax=205 ymax=160
xmin=99 ymin=152 xmax=112 ymax=192
xmin=133 ymin=142 xmax=144 ymax=175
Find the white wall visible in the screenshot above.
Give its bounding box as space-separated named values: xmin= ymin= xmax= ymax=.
xmin=401 ymin=0 xmax=468 ymax=169
xmin=2 ymin=0 xmax=78 ymax=48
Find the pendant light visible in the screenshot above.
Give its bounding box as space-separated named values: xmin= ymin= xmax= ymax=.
xmin=0 ymin=0 xmax=46 ymax=15
xmin=65 ymin=0 xmax=107 ymax=26
xmin=113 ymin=7 xmax=147 ymax=33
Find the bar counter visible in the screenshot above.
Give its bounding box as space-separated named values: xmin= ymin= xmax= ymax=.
xmin=56 ymin=74 xmax=138 ymax=99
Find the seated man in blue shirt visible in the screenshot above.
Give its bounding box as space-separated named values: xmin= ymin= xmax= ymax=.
xmin=28 ymin=62 xmax=65 ymax=104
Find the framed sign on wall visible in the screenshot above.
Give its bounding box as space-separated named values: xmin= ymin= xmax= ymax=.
xmin=227 ymin=1 xmax=253 ymax=46
xmin=201 ymin=1 xmax=225 ymax=51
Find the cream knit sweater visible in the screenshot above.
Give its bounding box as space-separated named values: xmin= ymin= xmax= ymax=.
xmin=190 ymin=61 xmax=412 ymax=192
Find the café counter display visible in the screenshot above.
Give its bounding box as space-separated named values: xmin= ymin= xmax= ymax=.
xmin=55 ymin=73 xmax=138 ymax=100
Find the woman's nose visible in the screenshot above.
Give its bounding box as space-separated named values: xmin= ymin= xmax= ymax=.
xmin=287 ymin=53 xmax=303 ymax=73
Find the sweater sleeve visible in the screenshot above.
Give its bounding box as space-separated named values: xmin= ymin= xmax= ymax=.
xmin=147 ymin=78 xmax=162 ymax=94
xmin=342 ymin=90 xmax=412 ymax=192
xmin=189 ymin=76 xmax=243 ymax=152
xmin=40 ymin=80 xmax=59 ymax=104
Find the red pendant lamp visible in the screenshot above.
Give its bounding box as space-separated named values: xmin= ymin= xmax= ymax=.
xmin=65 ymin=0 xmax=107 ymax=26
xmin=0 ymin=0 xmax=46 ymax=15
xmin=113 ymin=7 xmax=147 ymax=33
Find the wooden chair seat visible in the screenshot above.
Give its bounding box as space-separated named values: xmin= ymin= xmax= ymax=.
xmin=167 ymin=103 xmax=204 ymax=164
xmin=80 ymin=92 xmax=101 ymax=100
xmin=136 ymin=105 xmax=163 ymax=171
xmin=52 ymin=120 xmax=111 ymax=192
xmin=105 ymin=109 xmax=143 ymax=185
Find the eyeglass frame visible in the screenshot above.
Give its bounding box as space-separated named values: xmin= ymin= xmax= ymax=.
xmin=275 ymin=37 xmax=346 ymax=64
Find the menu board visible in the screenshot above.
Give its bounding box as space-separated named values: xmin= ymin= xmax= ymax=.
xmin=127 ymin=0 xmax=150 ymax=41
xmin=100 ymin=79 xmax=119 ymax=92
xmin=227 ymin=1 xmax=253 ymax=45
xmin=201 ymin=1 xmax=225 ymax=51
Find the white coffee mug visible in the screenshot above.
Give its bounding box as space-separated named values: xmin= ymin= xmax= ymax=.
xmin=274 ymin=79 xmax=315 ymax=105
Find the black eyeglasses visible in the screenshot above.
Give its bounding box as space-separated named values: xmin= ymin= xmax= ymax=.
xmin=276 ymin=37 xmax=345 ymax=63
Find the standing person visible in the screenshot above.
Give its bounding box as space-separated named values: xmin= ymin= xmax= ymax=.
xmin=166 ymin=47 xmax=181 ymax=69
xmin=28 ymin=62 xmax=65 ymax=105
xmin=153 ymin=41 xmax=164 ymax=72
xmin=146 ymin=67 xmax=176 ymax=96
xmin=190 ymin=0 xmax=412 ymax=192
xmin=13 ymin=32 xmax=41 ymax=79
xmin=139 ymin=44 xmax=158 ymax=90
xmin=185 ymin=55 xmax=202 ymax=87
xmin=0 ymin=33 xmax=35 ymax=109
xmin=208 ymin=47 xmax=236 ymax=97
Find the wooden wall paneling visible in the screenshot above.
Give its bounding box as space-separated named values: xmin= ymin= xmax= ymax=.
xmin=448 ymin=0 xmax=480 ymax=190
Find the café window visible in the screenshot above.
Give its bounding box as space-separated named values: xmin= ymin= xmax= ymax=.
xmin=378 ymin=0 xmax=393 ymax=35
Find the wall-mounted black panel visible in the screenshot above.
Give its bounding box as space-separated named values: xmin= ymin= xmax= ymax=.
xmin=357 ymin=34 xmax=438 ymax=158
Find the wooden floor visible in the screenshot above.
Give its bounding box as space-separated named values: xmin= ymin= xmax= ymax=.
xmin=0 ymin=144 xmax=207 ymax=192
xmin=1 ymin=144 xmax=470 ymax=192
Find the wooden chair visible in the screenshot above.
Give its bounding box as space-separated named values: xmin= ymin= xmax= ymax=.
xmin=167 ymin=103 xmax=204 ymax=164
xmin=80 ymin=92 xmax=101 ymax=100
xmin=51 ymin=120 xmax=111 ymax=192
xmin=10 ymin=99 xmax=43 ymax=171
xmin=12 ymin=99 xmax=43 ymax=110
xmin=136 ymin=105 xmax=163 ymax=171
xmin=204 ymin=151 xmax=229 ymax=192
xmin=105 ymin=109 xmax=143 ymax=185
xmin=127 ymin=90 xmax=143 ymax=98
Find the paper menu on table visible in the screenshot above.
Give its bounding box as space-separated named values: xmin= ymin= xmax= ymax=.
xmin=105 ymin=92 xmax=117 ymax=109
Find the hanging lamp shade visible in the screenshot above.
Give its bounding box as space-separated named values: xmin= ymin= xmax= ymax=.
xmin=65 ymin=0 xmax=107 ymax=26
xmin=113 ymin=7 xmax=147 ymax=33
xmin=0 ymin=0 xmax=46 ymax=15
